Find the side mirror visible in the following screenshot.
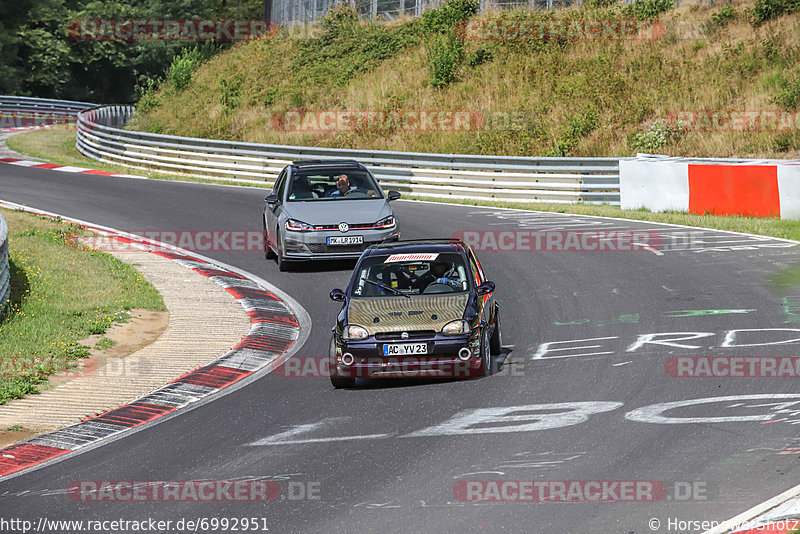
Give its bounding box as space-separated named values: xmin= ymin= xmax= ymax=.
xmin=265 ymin=194 xmax=279 ymax=205
xmin=387 ymin=190 xmax=401 ymax=202
xmin=329 ymin=288 xmax=346 ymax=302
xmin=476 ymin=281 xmax=495 ymax=296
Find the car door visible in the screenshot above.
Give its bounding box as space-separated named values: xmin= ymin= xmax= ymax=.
xmin=266 ymin=169 xmax=288 ymax=250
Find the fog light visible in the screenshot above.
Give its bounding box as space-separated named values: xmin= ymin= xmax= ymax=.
xmin=341 ymin=353 xmax=355 ymax=366
xmin=458 ymin=348 xmax=472 ymax=361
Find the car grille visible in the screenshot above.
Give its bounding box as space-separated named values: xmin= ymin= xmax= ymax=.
xmin=314 ymin=223 xmax=375 ymax=230
xmin=307 ymin=243 xmax=369 ymax=254
xmin=374 ymin=330 xmax=437 ymax=340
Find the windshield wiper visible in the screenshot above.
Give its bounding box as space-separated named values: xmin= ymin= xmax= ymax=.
xmin=364 ymin=279 xmax=411 ymax=298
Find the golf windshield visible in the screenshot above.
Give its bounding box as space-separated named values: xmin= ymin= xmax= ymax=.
xmin=351 ymin=253 xmax=470 ymax=297
xmin=287 ymin=170 xmax=382 ymax=201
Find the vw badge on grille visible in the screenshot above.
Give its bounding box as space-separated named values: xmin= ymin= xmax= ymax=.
xmin=338 ymin=222 xmax=349 ymax=233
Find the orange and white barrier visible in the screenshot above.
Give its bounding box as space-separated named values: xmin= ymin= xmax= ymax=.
xmin=620 ymin=155 xmax=800 ymax=220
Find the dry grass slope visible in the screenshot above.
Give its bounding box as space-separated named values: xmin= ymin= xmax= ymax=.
xmin=127 ymin=0 xmax=800 ymax=158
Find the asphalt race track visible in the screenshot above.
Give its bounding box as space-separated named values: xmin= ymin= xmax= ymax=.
xmin=2 ymin=165 xmax=800 ymax=533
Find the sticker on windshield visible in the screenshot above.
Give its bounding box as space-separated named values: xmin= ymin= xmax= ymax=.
xmin=384 ymin=253 xmax=439 ymax=263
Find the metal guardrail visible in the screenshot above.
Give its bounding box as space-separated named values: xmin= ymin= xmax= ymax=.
xmin=76 ymin=105 xmax=622 ymax=204
xmin=0 ymin=95 xmax=96 ymax=115
xmin=0 ymin=214 xmax=9 ymax=316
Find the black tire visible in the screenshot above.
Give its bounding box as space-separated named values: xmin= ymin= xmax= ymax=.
xmin=276 ymin=229 xmax=290 ymax=272
xmin=263 ymin=216 xmax=275 ymax=259
xmin=490 ymin=311 xmax=502 ymax=355
xmin=330 ymin=376 xmax=356 ymax=388
xmin=480 ymin=327 xmax=494 ymax=377
xmin=329 ymin=336 xmax=355 ymax=388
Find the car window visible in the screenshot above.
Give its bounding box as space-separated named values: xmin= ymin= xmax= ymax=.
xmin=467 ymin=249 xmax=484 ymax=285
xmin=287 ymin=170 xmax=382 ymax=201
xmin=351 ymin=253 xmax=469 ymax=297
xmin=275 ymin=170 xmax=287 ymax=200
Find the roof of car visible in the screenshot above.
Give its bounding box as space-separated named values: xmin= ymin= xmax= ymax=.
xmin=291 ymin=160 xmax=363 ymax=170
xmin=363 ymin=239 xmax=468 ymax=256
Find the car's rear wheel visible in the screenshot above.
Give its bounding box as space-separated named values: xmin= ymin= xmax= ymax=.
xmin=329 ymin=336 xmax=355 ymax=388
xmin=490 ymin=311 xmax=502 ymax=355
xmin=276 ymin=229 xmax=290 ymax=272
xmin=263 ymin=215 xmax=275 ymax=259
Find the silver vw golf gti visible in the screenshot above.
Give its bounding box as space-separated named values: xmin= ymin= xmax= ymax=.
xmin=262 ymin=160 xmax=401 ymax=270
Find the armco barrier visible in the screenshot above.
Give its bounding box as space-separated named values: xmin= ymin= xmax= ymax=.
xmin=620 ymin=154 xmax=800 ymax=220
xmin=0 ymin=213 xmax=9 ymax=315
xmin=0 ymin=96 xmax=97 ymax=130
xmin=75 ymin=105 xmax=622 ymax=204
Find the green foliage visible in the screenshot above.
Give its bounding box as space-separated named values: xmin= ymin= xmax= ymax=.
xmin=466 ymin=46 xmax=493 ymax=67
xmin=293 ymin=11 xmax=420 ymax=89
xmin=709 ymin=6 xmax=738 ymax=28
xmin=622 ymin=0 xmax=675 ymax=19
xmin=0 ymin=0 xmax=255 ymax=102
xmin=747 ymin=0 xmax=800 ymax=26
xmin=319 ymin=4 xmax=359 ymax=34
xmin=545 ymin=108 xmax=599 ymax=157
xmin=420 ymin=0 xmax=479 ymax=33
xmin=220 ymin=74 xmax=243 ymax=110
xmin=135 ymin=78 xmax=161 ymax=113
xmin=166 ymin=47 xmax=206 ymax=92
xmin=773 ymin=74 xmax=800 ymax=110
xmin=585 ymin=0 xmax=617 ymax=7
xmin=630 ymin=119 xmax=683 ymax=152
xmin=428 ymin=32 xmax=464 ymax=88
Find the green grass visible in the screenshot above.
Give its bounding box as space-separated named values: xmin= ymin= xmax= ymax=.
xmin=5 ymin=130 xmax=270 ymax=189
xmin=0 ymin=208 xmax=165 ymax=404
xmin=93 ymin=337 xmax=115 ymax=350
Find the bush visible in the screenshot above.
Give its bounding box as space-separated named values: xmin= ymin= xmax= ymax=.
xmin=428 ymin=32 xmax=464 ymax=88
xmin=710 ymin=6 xmax=738 ymax=28
xmin=748 ymin=0 xmax=800 ymax=26
xmin=630 ymin=119 xmax=683 ymax=152
xmin=774 ymin=75 xmax=800 ymax=110
xmin=135 ymin=78 xmax=161 ymax=113
xmin=219 ymin=74 xmax=243 ymax=110
xmin=320 ymin=5 xmax=359 ymax=34
xmin=466 ymin=46 xmax=493 ymax=67
xmin=166 ymin=47 xmax=205 ymax=91
xmin=623 ymin=0 xmax=675 ymax=19
xmin=421 ymin=0 xmax=479 ymax=33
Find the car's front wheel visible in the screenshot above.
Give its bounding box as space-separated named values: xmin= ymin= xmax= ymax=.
xmin=490 ymin=311 xmax=502 ymax=355
xmin=480 ymin=327 xmax=494 ymax=377
xmin=263 ymin=215 xmax=275 ymax=260
xmin=276 ymin=229 xmax=290 ymax=272
xmin=329 ymin=336 xmax=355 ymax=389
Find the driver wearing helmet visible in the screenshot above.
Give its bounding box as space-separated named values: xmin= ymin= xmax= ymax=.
xmin=413 ymin=260 xmax=460 ymax=291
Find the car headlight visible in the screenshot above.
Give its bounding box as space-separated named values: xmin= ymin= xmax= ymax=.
xmin=442 ymin=319 xmax=470 ymax=335
xmin=343 ymin=324 xmax=369 ymax=340
xmin=285 ymin=219 xmax=315 ymax=232
xmin=374 ymin=215 xmax=396 ymax=229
